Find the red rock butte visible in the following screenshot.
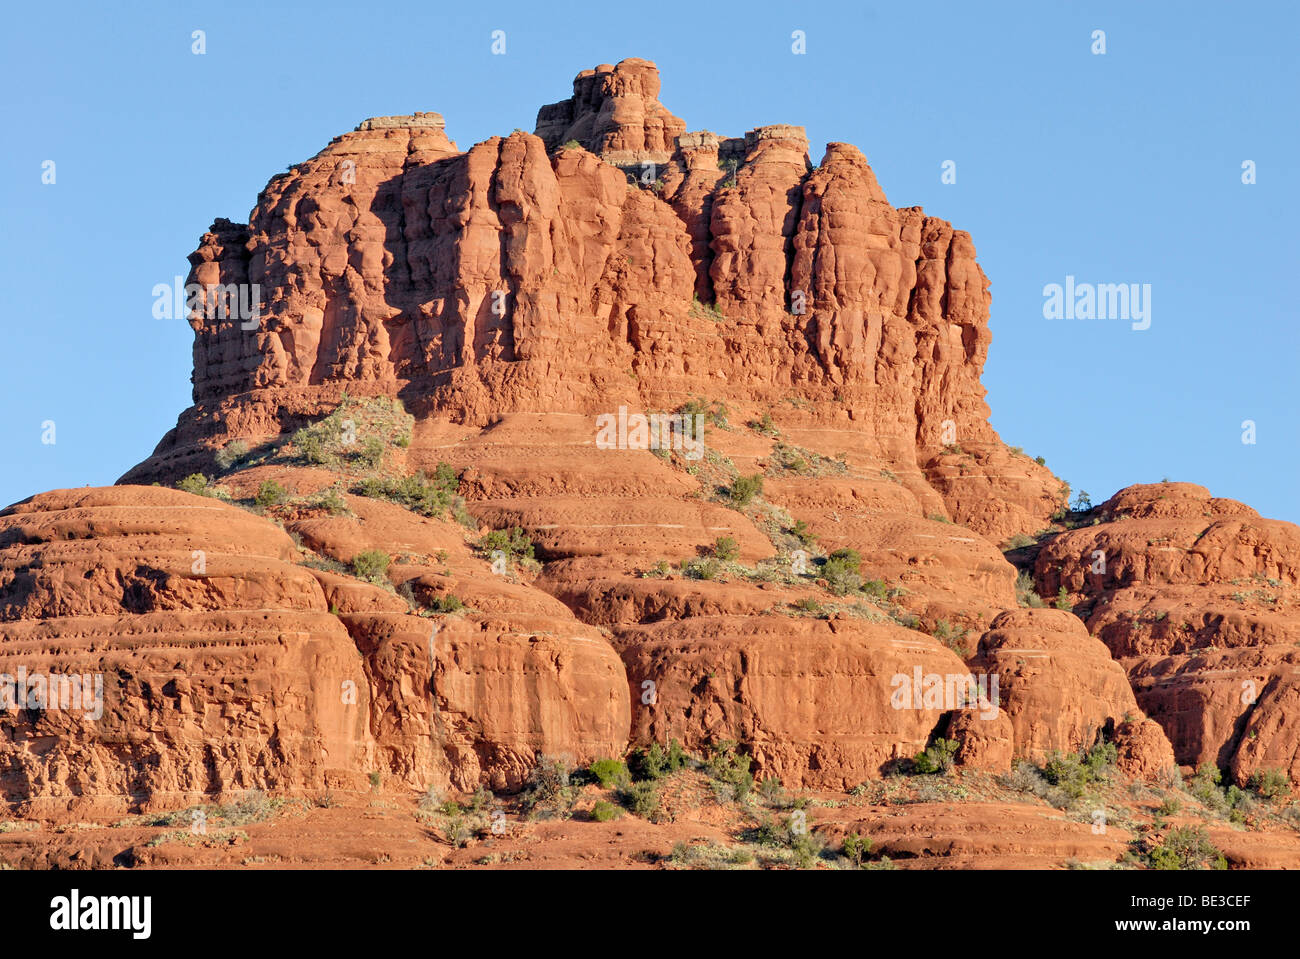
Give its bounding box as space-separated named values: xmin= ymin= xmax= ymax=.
xmin=123 ymin=55 xmax=1058 ymax=541
xmin=3 ymin=59 xmax=1299 ymax=868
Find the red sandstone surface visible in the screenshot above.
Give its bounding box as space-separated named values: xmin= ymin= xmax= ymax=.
xmin=3 ymin=59 xmax=1298 ymax=869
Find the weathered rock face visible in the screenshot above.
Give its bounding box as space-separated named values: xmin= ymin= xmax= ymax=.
xmin=614 ymin=615 xmax=971 ymax=790
xmin=534 ymin=57 xmax=687 ymax=168
xmin=1114 ymin=717 xmax=1178 ymax=781
xmin=266 ymin=485 xmax=632 ymax=793
xmin=1033 ymin=483 xmax=1300 ymax=784
xmin=123 ymin=57 xmax=1061 ymax=543
xmin=0 ymin=485 xmax=630 ymax=813
xmin=967 ymin=609 xmax=1174 ymax=771
xmin=0 ymin=487 xmax=370 ymax=816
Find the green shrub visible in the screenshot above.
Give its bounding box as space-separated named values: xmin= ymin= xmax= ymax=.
xmin=861 ymin=579 xmax=889 ymax=600
xmin=294 ymin=431 xmax=330 ymax=466
xmin=641 ymin=560 xmax=672 ymax=579
xmin=628 ymin=741 xmax=688 ymax=781
xmin=754 ymin=816 xmax=785 ymax=846
xmin=912 ymin=738 xmax=959 ymax=775
xmin=1042 ymin=750 xmax=1091 ymax=798
xmin=451 ymin=499 xmax=477 ymax=530
xmin=521 ymin=755 xmax=573 ymax=813
xmin=213 ymin=789 xmax=274 ymax=825
xmin=820 ymin=548 xmax=862 ymax=596
xmin=465 ymin=786 xmax=492 ymax=813
xmin=352 ymin=549 xmax=391 ymax=585
xmin=1038 ymin=740 xmax=1116 ymax=799
xmin=1082 ymin=740 xmax=1118 ymax=777
xmin=590 ymin=800 xmax=620 ymax=822
xmin=931 ymin=620 xmax=970 ymax=655
xmin=588 ymin=759 xmax=630 ymax=790
xmin=1248 ymin=768 xmax=1291 ymax=802
xmin=1187 ymin=763 xmax=1225 ymax=807
xmin=825 ymin=547 xmax=861 ymax=567
xmin=771 ymin=444 xmax=810 ymax=474
xmin=316 ymin=486 xmax=349 ymax=514
xmin=355 ymin=465 xmax=459 ymax=516
xmin=793 ymin=597 xmax=823 ymax=614
xmin=1157 ymin=797 xmax=1182 ymax=817
xmin=791 ymin=830 xmax=826 ymax=869
xmin=758 ymin=776 xmax=785 ymax=805
xmin=1183 ymin=764 xmax=1260 ymax=821
xmin=617 ymin=781 xmax=660 ymax=819
xmin=704 ymin=741 xmax=753 ymax=801
xmin=1149 ymin=826 xmax=1227 ymax=870
xmin=560 ymin=139 xmax=581 ymax=150
xmin=214 ymin=440 xmax=249 ymax=471
xmin=790 ymin=520 xmax=816 ymax=547
xmin=664 ymin=740 xmax=690 ymax=773
xmin=681 ymin=557 xmax=721 ymax=581
xmin=842 ymin=832 xmax=871 ymax=868
xmin=286 ymin=395 xmax=413 ymax=471
xmin=354 ymin=436 xmax=386 ymax=470
xmin=752 ymin=813 xmax=824 ymax=866
xmin=729 ymin=474 xmax=763 ymax=507
xmin=417 ymin=786 xmax=443 ymax=815
xmin=477 ymin=527 xmax=536 ymax=566
xmin=254 ymin=479 xmax=286 ymax=509
xmin=427 ymin=594 xmax=463 ymax=614
xmin=444 ymin=817 xmax=473 ymax=848
xmin=1054 ymin=585 xmax=1073 ymax=611
xmin=752 ymin=411 xmax=777 ymax=436
xmin=177 ymin=473 xmax=212 ymax=497
xmin=1015 ymin=571 xmax=1045 ymax=608
xmin=712 ymin=535 xmax=740 ymax=561
xmin=1225 ymin=785 xmax=1253 ymax=823
xmin=432 ymin=462 xmax=457 ymax=489
xmin=678 ymin=396 xmax=729 ymax=428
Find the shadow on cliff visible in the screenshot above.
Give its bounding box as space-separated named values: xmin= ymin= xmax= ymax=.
xmin=371 ymin=154 xmax=522 ymax=422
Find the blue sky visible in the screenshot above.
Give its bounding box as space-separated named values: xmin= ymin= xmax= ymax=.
xmin=2 ymin=0 xmax=1296 ymax=522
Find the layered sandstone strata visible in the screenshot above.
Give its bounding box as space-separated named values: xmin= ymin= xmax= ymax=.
xmin=0 ymin=485 xmax=630 ymax=814
xmin=1034 ymin=484 xmax=1300 ymax=785
xmin=0 ymin=59 xmax=1290 ymax=823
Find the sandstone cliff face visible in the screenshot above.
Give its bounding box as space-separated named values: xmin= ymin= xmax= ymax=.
xmin=613 ymin=615 xmax=970 ymax=790
xmin=0 ymin=485 xmax=630 ymax=813
xmin=0 ymin=487 xmax=369 ymax=816
xmin=2 ymin=59 xmax=1295 ymax=825
xmin=123 ymin=57 xmax=1060 ymax=543
xmin=1033 ymin=483 xmax=1300 ymax=786
xmin=965 ymin=609 xmax=1174 ymax=775
xmin=535 ymin=58 xmax=687 ymax=167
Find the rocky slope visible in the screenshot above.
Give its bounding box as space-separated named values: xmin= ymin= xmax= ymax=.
xmin=2 ymin=58 xmax=1298 ymax=867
